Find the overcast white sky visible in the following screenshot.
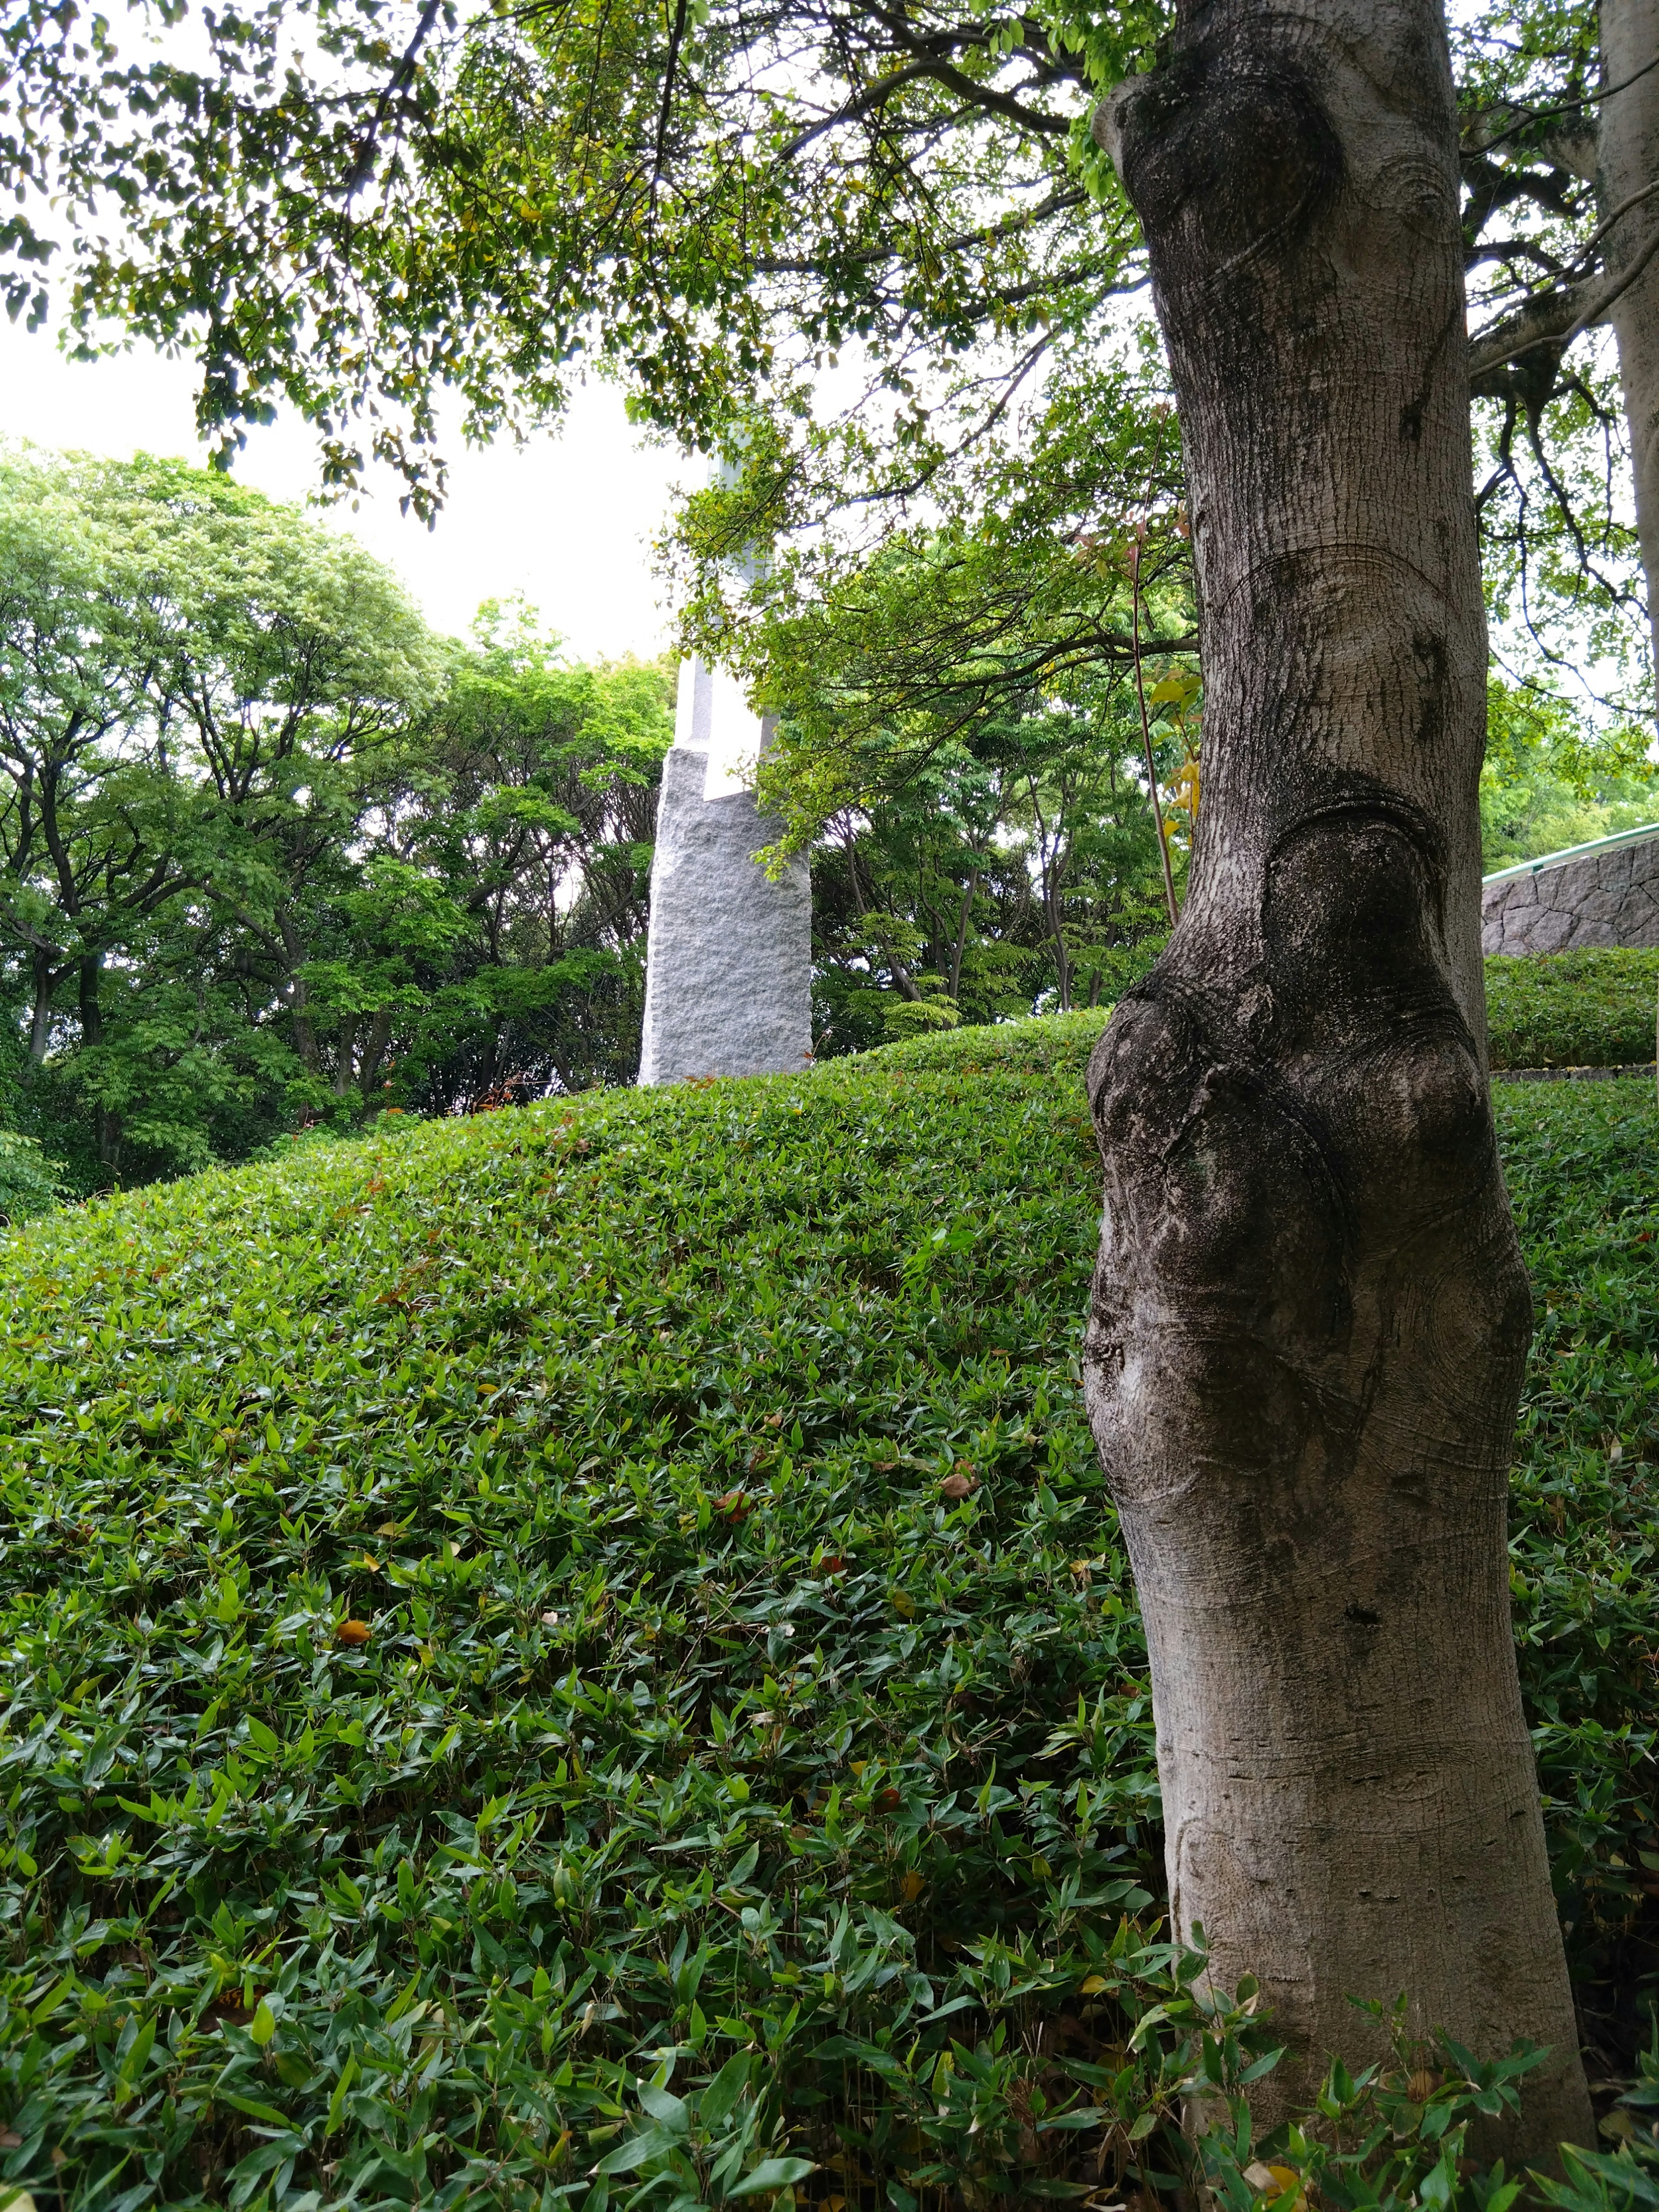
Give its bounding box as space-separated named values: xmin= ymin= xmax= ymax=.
xmin=0 ymin=312 xmax=686 ymax=662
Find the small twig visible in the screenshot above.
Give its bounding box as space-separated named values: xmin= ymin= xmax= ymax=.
xmin=1466 ymin=52 xmax=1659 ymax=160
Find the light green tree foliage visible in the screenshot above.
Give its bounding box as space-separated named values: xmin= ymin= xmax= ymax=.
xmin=807 ymin=677 xmax=1183 ymax=1057
xmin=0 ymin=446 xmax=437 ymax=1177
xmin=668 ymin=359 xmax=1198 ymax=1046
xmin=1481 ymin=677 xmax=1659 ymax=868
xmin=360 ymin=604 xmax=676 ymax=1110
xmin=0 ymin=458 xmax=674 ymax=1193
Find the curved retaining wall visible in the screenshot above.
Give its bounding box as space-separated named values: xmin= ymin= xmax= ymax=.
xmin=1481 ymin=823 xmax=1659 ymax=956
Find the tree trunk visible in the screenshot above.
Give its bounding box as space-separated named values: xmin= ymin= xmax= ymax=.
xmin=1090 ymin=0 xmax=1590 ymax=2168
xmin=26 ymin=947 xmax=56 ymax=1071
xmin=77 ymin=953 xmax=121 ymax=1172
xmin=333 ymin=1015 xmax=359 ymax=1098
xmin=358 ymin=1007 xmax=394 ymax=1101
xmin=949 ymin=869 xmax=979 ymax=1003
xmin=278 ymin=912 xmax=321 ymax=1072
xmin=1598 ymin=0 xmax=1659 ymax=705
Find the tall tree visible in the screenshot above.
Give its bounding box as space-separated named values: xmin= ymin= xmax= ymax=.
xmin=0 ymin=451 xmax=432 ymax=1179
xmin=1459 ymin=0 xmax=1659 ymax=704
xmin=1087 ymin=0 xmax=1591 ymax=2161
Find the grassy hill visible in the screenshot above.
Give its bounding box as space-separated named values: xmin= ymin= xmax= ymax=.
xmin=0 ymin=1036 xmax=1654 ymax=2212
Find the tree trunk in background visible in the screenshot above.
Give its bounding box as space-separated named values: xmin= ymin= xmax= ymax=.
xmin=77 ymin=952 xmax=121 ymax=1171
xmin=278 ymin=913 xmax=321 ymax=1072
xmin=1089 ymin=0 xmax=1591 ymax=2166
xmin=333 ymin=1015 xmax=358 ymax=1098
xmin=1599 ymin=0 xmax=1659 ymax=704
xmin=26 ymin=947 xmax=55 ymax=1071
xmin=358 ymin=1007 xmax=394 ymax=1102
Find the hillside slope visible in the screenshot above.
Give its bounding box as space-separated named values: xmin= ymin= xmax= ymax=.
xmin=0 ymin=1050 xmax=1654 ymax=2210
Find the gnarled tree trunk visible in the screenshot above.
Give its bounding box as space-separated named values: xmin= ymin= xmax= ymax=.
xmin=1599 ymin=0 xmax=1659 ymax=700
xmin=1088 ymin=0 xmax=1592 ymax=2167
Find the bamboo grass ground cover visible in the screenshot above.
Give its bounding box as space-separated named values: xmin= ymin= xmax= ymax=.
xmin=1484 ymin=951 xmax=1659 ymax=1071
xmin=868 ymin=948 xmax=1659 ymax=1076
xmin=0 ymin=1047 xmax=1653 ymax=2211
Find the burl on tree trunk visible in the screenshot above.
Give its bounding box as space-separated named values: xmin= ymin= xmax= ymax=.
xmin=1086 ymin=0 xmax=1592 ymax=2166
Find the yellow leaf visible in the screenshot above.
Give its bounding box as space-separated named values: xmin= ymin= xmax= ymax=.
xmin=901 ymin=1870 xmax=925 ymax=1901
xmin=1080 ymin=1974 xmax=1109 ymax=1995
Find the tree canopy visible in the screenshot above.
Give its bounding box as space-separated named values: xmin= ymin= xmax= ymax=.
xmin=0 ymin=451 xmax=677 ymax=1193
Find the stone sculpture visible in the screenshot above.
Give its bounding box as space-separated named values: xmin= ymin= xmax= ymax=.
xmin=637 ymin=654 xmax=812 ymax=1085
xmin=1481 ymin=821 xmax=1659 ymax=955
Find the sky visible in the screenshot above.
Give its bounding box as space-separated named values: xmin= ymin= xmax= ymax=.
xmin=0 ymin=312 xmax=687 ymax=663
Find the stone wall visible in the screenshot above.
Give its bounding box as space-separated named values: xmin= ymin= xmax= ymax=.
xmin=1481 ymin=825 xmax=1659 ymax=955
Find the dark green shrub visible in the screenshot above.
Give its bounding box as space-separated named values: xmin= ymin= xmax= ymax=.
xmin=1487 ymin=949 xmax=1659 ymax=1069
xmin=867 ymin=1007 xmax=1109 ymax=1077
xmin=878 ymin=949 xmax=1659 ymax=1075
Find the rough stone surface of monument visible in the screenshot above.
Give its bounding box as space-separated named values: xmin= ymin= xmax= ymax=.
xmin=638 ymin=658 xmax=812 ymax=1086
xmin=1482 ymin=822 xmax=1659 ymax=955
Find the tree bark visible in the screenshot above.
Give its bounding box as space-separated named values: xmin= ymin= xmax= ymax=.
xmin=77 ymin=953 xmax=121 ymax=1172
xmin=1089 ymin=0 xmax=1591 ymax=2168
xmin=26 ymin=947 xmax=57 ymax=1070
xmin=1599 ymin=0 xmax=1659 ymax=705
xmin=358 ymin=1007 xmax=394 ymax=1101
xmin=333 ymin=1014 xmax=359 ymax=1098
xmin=278 ymin=912 xmax=321 ymax=1072
xmin=949 ymin=868 xmax=979 ymax=1002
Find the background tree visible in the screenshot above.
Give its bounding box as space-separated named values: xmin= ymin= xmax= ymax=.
xmin=365 ymin=608 xmax=676 ymax=1108
xmin=0 ymin=447 xmax=437 ymax=1178
xmin=0 ymin=455 xmax=675 ymax=1187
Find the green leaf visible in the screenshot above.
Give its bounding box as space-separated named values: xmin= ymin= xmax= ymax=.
xmin=728 ymin=2158 xmax=817 ymax=2196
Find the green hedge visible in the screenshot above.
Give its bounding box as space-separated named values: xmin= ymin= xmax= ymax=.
xmin=1486 ymin=947 xmax=1659 ymax=1069
xmin=868 ymin=1006 xmax=1109 ymax=1076
xmin=873 ymin=947 xmax=1659 ymax=1075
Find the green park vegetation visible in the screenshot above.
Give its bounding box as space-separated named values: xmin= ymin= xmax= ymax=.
xmin=5 ymin=448 xmax=1655 ymax=1222
xmin=3 ymin=0 xmax=1659 ymax=2194
xmin=1487 ymin=954 xmax=1659 ymax=1072
xmin=0 ymin=1026 xmax=1654 ymax=2209
xmin=0 ymin=449 xmax=678 ymax=1199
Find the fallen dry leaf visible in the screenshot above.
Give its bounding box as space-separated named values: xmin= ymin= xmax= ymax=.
xmin=938 ymin=1472 xmax=979 ymax=1500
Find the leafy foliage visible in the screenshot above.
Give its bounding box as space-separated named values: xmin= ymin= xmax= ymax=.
xmin=868 ymin=1011 xmax=1112 ymax=1077
xmin=863 ymin=950 xmax=1659 ymax=1074
xmin=0 ymin=1039 xmax=1653 ymax=2206
xmin=0 ymin=457 xmax=675 ymax=1188
xmin=1482 ymin=684 xmax=1659 ymax=873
